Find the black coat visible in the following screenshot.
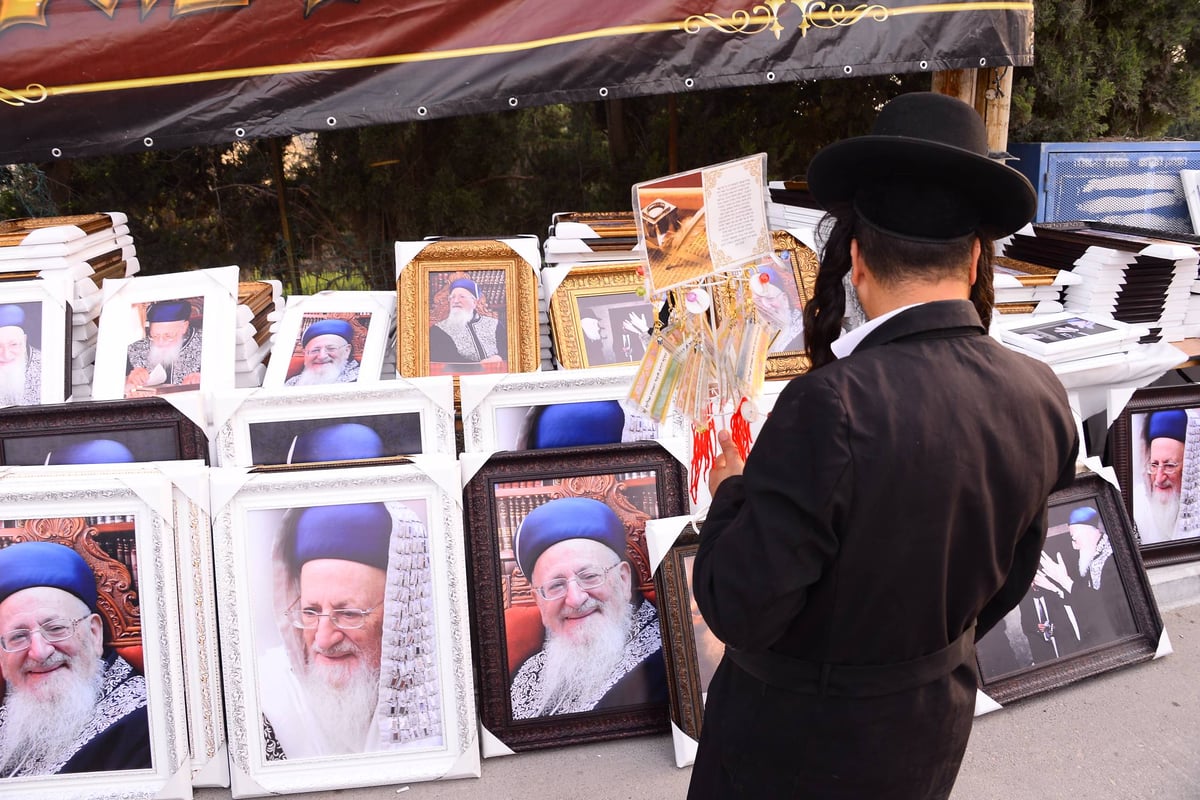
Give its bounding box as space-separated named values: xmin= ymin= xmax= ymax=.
xmin=689 ymin=300 xmax=1078 ymax=799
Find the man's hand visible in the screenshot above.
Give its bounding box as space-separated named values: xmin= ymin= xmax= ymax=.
xmin=481 ymin=354 xmax=505 ymax=365
xmin=181 ymin=372 xmax=202 ymax=386
xmin=709 ymin=429 xmax=744 ymax=496
xmin=623 ymin=312 xmax=649 ymax=336
xmin=124 ymin=366 xmax=150 ymax=396
xmin=1037 ymin=551 xmax=1074 ymax=595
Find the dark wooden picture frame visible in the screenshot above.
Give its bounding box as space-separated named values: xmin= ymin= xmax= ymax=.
xmin=1110 ymin=385 xmax=1200 ymax=567
xmin=0 ymin=397 xmax=209 ymax=466
xmin=653 ymin=523 xmax=724 ymax=744
xmin=974 ymin=471 xmax=1163 ymax=706
xmin=462 ymin=441 xmax=688 ymax=751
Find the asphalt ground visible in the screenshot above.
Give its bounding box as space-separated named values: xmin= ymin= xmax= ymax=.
xmin=197 ymin=600 xmax=1200 ymax=800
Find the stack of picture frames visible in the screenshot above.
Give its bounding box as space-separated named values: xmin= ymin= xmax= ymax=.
xmin=0 ymin=399 xmax=217 ymax=798
xmin=457 ymin=364 xmax=696 ymax=754
xmin=211 ymin=364 xmax=476 ymax=795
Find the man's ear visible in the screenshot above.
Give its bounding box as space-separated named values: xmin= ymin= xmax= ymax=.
xmin=88 ymin=613 xmax=104 ymax=657
xmin=969 ymin=238 xmax=981 ymax=286
xmin=849 ymin=239 xmax=866 ymax=287
xmin=616 ymin=560 xmax=633 ymax=597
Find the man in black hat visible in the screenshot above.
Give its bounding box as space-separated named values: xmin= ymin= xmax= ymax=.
xmin=689 ymin=92 xmax=1079 ymax=799
xmin=124 ymin=299 xmax=203 ymax=395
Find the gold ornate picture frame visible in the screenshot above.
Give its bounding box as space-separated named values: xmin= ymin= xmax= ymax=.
xmin=547 ymin=261 xmax=655 ymax=370
xmin=395 ymin=239 xmax=540 ymax=378
xmin=762 ymin=230 xmax=817 ymax=379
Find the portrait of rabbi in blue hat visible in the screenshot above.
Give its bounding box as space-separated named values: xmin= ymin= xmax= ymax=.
xmin=0 ymin=303 xmax=42 ymax=407
xmin=508 ymin=496 xmax=667 ymax=719
xmin=1132 ymin=408 xmax=1193 ymax=545
xmin=286 ymin=316 xmax=361 ymax=387
xmin=1033 ymin=504 xmax=1138 ymax=651
xmin=257 ymin=501 xmax=443 ymax=759
xmin=0 ymin=541 xmax=151 ymax=776
xmin=124 ymin=297 xmax=203 ymax=396
xmin=427 ymin=275 xmax=507 ymax=373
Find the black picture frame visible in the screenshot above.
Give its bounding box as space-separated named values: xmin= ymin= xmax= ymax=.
xmin=0 ymin=397 xmax=209 ymax=466
xmin=974 ymin=471 xmax=1163 ymax=705
xmin=652 ymin=523 xmax=721 ymax=745
xmin=1110 ymin=385 xmax=1200 ymax=567
xmin=461 ymin=441 xmax=687 ymax=751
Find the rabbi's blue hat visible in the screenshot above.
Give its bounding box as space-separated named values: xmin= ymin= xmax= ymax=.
xmin=146 ymin=300 xmax=192 ymax=323
xmin=514 ymin=497 xmax=626 ymax=578
xmin=0 ymin=541 xmax=98 ymax=611
xmin=289 ymin=423 xmax=385 ymax=464
xmin=1148 ymin=409 xmax=1188 ymax=443
xmin=1068 ymin=506 xmax=1100 ymax=527
xmin=532 ymin=401 xmax=626 ymax=449
xmin=0 ymin=305 xmax=26 ymax=329
xmin=449 ymin=278 xmax=480 ymax=298
xmin=289 ymin=503 xmax=392 ymax=572
xmin=45 ymin=438 xmax=136 ymax=465
xmin=301 ymin=318 xmax=354 ymax=347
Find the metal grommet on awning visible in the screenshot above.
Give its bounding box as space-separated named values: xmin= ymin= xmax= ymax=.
xmin=598 ymin=87 xmax=609 ymax=97
xmin=684 ymin=78 xmax=695 ymax=88
xmin=843 ymin=65 xmax=853 ymax=75
xmin=235 ymin=128 xmax=246 ymax=138
xmin=979 ymin=58 xmax=987 ymax=67
xmin=326 ymin=116 xmax=337 ymax=126
xmin=50 ymin=147 xmax=62 ymax=158
xmin=143 ymin=137 xmax=154 ymax=147
xmin=508 ymin=97 xmax=519 ymax=107
xmin=919 ymin=61 xmax=929 ymax=70
xmin=417 ymin=106 xmax=428 ymax=116
xmin=766 ymin=71 xmax=777 ymax=82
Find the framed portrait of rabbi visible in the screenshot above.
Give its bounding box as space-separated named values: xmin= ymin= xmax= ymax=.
xmin=92 ymin=266 xmax=238 ymax=409
xmin=462 ymin=441 xmax=688 ymax=753
xmin=209 ymin=462 xmax=479 ymax=797
xmin=261 ymin=291 xmax=394 ymax=389
xmin=0 ymin=467 xmax=189 ymax=800
xmin=0 ymin=279 xmax=71 ymax=408
xmin=1111 ymin=385 xmax=1200 ymax=567
xmin=395 ymin=238 xmax=541 ymax=379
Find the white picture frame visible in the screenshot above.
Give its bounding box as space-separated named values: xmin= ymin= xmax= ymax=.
xmin=0 ymin=466 xmax=190 ymax=799
xmin=459 ymin=366 xmax=687 ymax=454
xmin=91 ymin=265 xmax=239 ymax=416
xmin=0 ymin=275 xmax=72 ymax=408
xmin=163 ymin=463 xmax=229 ymax=787
xmin=211 ymin=377 xmax=457 ymax=467
xmin=209 ymin=461 xmax=479 ymax=797
xmin=261 ymin=291 xmax=394 ymax=390
xmin=994 ymin=312 xmax=1142 ymax=363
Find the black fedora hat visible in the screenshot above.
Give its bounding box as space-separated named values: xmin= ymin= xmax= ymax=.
xmin=806 ymin=92 xmax=1036 ymax=240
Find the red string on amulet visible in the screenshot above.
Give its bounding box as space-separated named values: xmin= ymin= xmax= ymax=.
xmin=690 ymin=421 xmax=716 ymax=504
xmin=731 ymin=396 xmax=753 ymax=462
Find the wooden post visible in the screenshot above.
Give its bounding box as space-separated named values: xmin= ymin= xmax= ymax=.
xmin=932 ymin=67 xmax=1014 ymax=155
xmin=268 ymin=137 xmax=299 ymax=294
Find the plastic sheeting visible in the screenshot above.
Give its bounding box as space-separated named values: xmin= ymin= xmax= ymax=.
xmin=1 ymin=0 xmax=1032 ymax=164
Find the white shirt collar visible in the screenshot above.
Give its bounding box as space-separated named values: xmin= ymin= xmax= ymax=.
xmin=830 ymin=302 xmax=922 ymax=359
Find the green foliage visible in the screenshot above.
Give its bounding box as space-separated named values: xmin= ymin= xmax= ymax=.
xmin=1012 ymin=0 xmax=1200 ymax=141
